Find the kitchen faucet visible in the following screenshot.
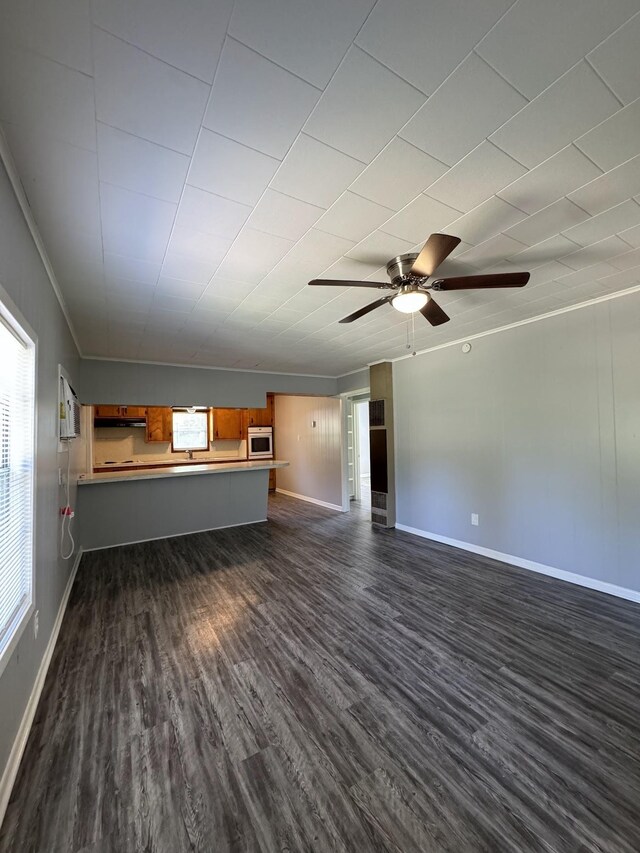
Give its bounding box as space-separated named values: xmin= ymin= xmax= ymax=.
xmin=186 ymin=450 xmax=194 ymax=459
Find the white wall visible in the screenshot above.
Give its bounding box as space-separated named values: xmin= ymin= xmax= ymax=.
xmin=394 ymin=292 xmax=640 ymax=597
xmin=0 ymin=157 xmax=81 ymax=815
xmin=274 ymin=395 xmax=343 ymax=510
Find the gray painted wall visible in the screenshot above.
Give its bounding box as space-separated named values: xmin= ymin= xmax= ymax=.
xmin=337 ymin=369 xmax=369 ymax=395
xmin=275 ymin=395 xmax=343 ymax=508
xmin=394 ymin=293 xmax=640 ymax=594
xmin=0 ymin=162 xmax=81 ymax=789
xmin=78 ymin=469 xmax=270 ymax=550
xmin=80 ymin=359 xmax=337 ymax=407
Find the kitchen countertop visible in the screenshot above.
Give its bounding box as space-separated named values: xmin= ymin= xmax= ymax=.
xmin=93 ymin=456 xmax=247 ymax=471
xmin=78 ymin=459 xmax=289 ymax=486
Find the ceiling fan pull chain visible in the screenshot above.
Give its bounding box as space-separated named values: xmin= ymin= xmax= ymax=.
xmin=411 ymin=311 xmax=416 ymax=356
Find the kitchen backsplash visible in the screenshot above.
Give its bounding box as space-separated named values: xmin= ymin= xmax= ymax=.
xmin=94 ymin=427 xmax=246 ymax=465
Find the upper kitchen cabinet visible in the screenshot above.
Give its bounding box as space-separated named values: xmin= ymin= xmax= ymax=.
xmin=213 ymin=408 xmax=243 ymax=440
xmin=146 ymin=407 xmax=173 ymax=442
xmin=246 ymin=394 xmax=274 ymax=427
xmin=94 ymin=405 xmax=147 ymax=418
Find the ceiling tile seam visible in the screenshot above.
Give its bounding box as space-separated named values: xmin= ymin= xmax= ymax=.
xmin=97 ymin=177 xmax=183 ymax=210
xmin=0 ymin=127 xmax=83 ymax=355
xmin=574 ymin=95 xmax=640 ymax=160
xmin=391 ymin=283 xmax=640 ymax=365
xmin=583 ymin=55 xmax=626 ymax=108
xmin=219 ymin=34 xmax=324 ymax=94
xmin=97 ymin=119 xmax=195 ymax=161
xmin=3 ymin=42 xmax=95 ymax=83
xmin=350 ymin=41 xmax=432 ymax=98
xmin=91 ymin=24 xmax=217 ymax=86
xmin=469 ymin=47 xmax=529 ymax=101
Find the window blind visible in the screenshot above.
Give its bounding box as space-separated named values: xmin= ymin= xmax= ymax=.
xmin=0 ymin=311 xmax=35 ymax=661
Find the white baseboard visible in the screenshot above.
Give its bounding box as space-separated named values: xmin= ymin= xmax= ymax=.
xmin=0 ymin=547 xmax=83 ymax=829
xmin=275 ymin=488 xmax=344 ymax=513
xmin=396 ymin=524 xmax=640 ymax=604
xmin=83 ymin=518 xmax=267 ymax=552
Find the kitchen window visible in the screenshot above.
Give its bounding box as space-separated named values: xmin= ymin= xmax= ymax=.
xmin=0 ymin=291 xmax=36 ymax=677
xmin=172 ymin=409 xmax=209 ymax=452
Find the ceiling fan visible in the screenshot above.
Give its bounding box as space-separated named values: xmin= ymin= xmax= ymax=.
xmin=309 ymin=233 xmax=530 ymax=326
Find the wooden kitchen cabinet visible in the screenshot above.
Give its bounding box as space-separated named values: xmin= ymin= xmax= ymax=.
xmin=246 ymin=395 xmax=274 ymax=427
xmin=95 ymin=405 xmax=147 ymax=418
xmin=213 ymin=408 xmax=243 ymax=440
xmin=146 ymin=407 xmax=173 ymax=442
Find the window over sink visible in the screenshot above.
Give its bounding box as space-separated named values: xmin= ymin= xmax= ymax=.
xmin=171 ymin=409 xmax=209 ymax=452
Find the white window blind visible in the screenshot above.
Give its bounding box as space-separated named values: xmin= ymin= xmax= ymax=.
xmin=172 ymin=410 xmax=209 ymax=451
xmin=0 ymin=309 xmax=35 ymax=665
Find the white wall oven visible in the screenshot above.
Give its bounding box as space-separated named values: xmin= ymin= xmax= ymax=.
xmin=247 ymin=426 xmax=273 ymax=459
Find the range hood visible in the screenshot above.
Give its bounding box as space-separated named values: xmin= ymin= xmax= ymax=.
xmin=94 ymin=417 xmax=146 ymax=428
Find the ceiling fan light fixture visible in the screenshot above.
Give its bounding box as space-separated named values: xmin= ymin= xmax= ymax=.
xmin=392 ymin=289 xmax=429 ymax=314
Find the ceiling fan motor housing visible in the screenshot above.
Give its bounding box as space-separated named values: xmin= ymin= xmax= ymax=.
xmin=386 ymin=253 xmax=419 ymax=285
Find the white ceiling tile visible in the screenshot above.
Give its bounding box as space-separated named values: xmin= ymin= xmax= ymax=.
xmin=456 ymin=234 xmax=527 ymax=270
xmin=97 ymin=123 xmax=190 ymax=204
xmin=476 ymin=0 xmax=639 ymax=99
xmin=574 ymin=98 xmax=640 ymax=171
xmin=400 ymin=53 xmax=526 ymax=167
xmin=203 ymin=39 xmax=319 ymax=159
xmin=609 ymin=246 xmax=640 ymax=270
xmin=506 ymin=199 xmax=590 ymax=246
xmin=588 ymin=11 xmax=640 ymax=105
xmin=380 ymin=195 xmax=462 ymax=244
xmin=91 ymin=0 xmax=232 ymax=83
xmin=497 ymin=145 xmax=602 ymax=215
xmin=156 ymin=277 xmax=207 ymax=300
xmin=562 ymin=199 xmax=640 ymax=246
xmin=489 ymin=61 xmax=621 ymax=169
xmin=508 ymin=235 xmax=580 ymax=269
xmin=167 ymin=227 xmax=233 ymax=267
xmin=619 ymin=223 xmax=640 ymax=247
xmin=100 ymin=182 xmax=176 ymax=262
xmin=93 ymin=29 xmax=210 ymax=155
xmin=174 ymin=186 xmax=251 ymax=241
xmin=229 ymin=0 xmax=376 ymax=88
xmin=426 ymin=142 xmax=526 ymax=212
xmin=554 ymin=262 xmax=618 ymax=287
xmin=0 ymin=47 xmax=96 ymax=151
xmin=215 ymin=228 xmax=295 ymax=283
xmin=286 ymin=229 xmax=356 ymax=270
xmin=448 ymin=197 xmax=527 ymax=245
xmin=320 ymin=257 xmax=388 ymax=282
xmin=356 ymin=0 xmax=511 ymax=95
xmin=2 ymin=0 xmax=92 ymax=75
xmin=160 ymin=252 xmax=220 ymax=285
xmin=104 ymin=252 xmax=161 ymax=285
xmin=246 ymin=189 xmax=324 ymax=242
xmin=188 ymin=129 xmax=280 ymax=205
xmin=524 ymin=260 xmax=573 ymax=287
xmin=597 ymin=265 xmax=640 ymax=290
xmin=304 ymin=47 xmax=425 ymax=164
xmin=346 ymin=231 xmax=416 ymax=265
xmin=270 ymin=134 xmax=364 ymax=208
xmin=2 ymin=123 xmax=101 ymax=238
xmin=568 ymin=154 xmax=640 ymax=215
xmin=315 ymin=192 xmax=394 ymax=243
xmin=558 ymin=236 xmax=632 ymax=270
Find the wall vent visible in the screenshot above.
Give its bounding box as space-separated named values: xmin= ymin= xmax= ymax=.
xmin=369 ymin=399 xmax=385 ymax=427
xmin=371 ymin=491 xmax=387 ymax=510
xmin=371 ymin=511 xmax=387 ymax=526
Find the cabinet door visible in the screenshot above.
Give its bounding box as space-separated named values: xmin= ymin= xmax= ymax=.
xmin=94 ymin=405 xmax=122 ymax=418
xmin=146 ymin=407 xmax=172 ymax=442
xmin=213 ymin=408 xmax=243 ymax=440
xmin=247 ymin=403 xmax=272 ymax=426
xmin=121 ymin=405 xmax=147 ymax=418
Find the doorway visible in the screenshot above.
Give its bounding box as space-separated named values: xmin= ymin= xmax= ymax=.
xmin=352 ymin=399 xmax=371 ymax=509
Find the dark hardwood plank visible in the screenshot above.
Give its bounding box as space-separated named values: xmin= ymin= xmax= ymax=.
xmin=1 ymin=493 xmax=640 ymax=852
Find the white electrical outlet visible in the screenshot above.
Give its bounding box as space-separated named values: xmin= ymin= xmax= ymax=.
xmin=34 ymin=610 xmax=39 ymax=639
xmin=471 ymin=513 xmax=479 ymax=526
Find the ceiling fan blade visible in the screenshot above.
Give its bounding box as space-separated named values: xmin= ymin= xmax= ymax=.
xmin=410 ymin=233 xmax=461 ymax=278
xmin=309 ymin=278 xmax=388 ymax=288
xmin=420 ymin=294 xmax=450 ymax=326
xmin=431 ymin=271 xmax=530 ymax=291
xmin=339 ymin=296 xmax=392 ymax=324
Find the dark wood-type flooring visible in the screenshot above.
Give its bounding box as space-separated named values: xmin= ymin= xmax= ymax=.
xmin=2 ymin=494 xmax=640 ymax=852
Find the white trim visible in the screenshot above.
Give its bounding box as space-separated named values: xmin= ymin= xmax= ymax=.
xmin=82 ymin=355 xmax=336 ymax=380
xmin=396 ymin=523 xmax=640 ymax=604
xmin=391 ymin=283 xmax=640 ymax=363
xmin=83 ymin=519 xmax=267 ymax=552
xmin=276 ymin=488 xmax=344 ymax=513
xmin=0 ymin=547 xmax=83 ymax=830
xmin=0 ymin=128 xmax=82 ymax=356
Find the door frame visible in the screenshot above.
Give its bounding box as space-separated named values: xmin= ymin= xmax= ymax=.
xmin=339 ymin=389 xmax=370 ymax=513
